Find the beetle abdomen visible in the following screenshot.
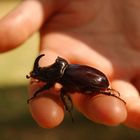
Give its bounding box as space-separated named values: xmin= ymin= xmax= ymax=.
xmin=60 ymin=64 xmax=109 ymax=92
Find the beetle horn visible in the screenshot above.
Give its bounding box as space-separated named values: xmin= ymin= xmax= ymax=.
xmin=33 ymin=54 xmax=45 ymax=70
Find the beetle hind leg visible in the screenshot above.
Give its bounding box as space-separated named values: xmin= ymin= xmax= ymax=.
xmin=106 ymin=88 xmax=120 ymax=97
xmin=60 ymin=88 xmax=74 ymax=122
xmin=100 ymin=90 xmax=126 ymax=104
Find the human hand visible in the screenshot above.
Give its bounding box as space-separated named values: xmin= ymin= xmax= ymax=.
xmin=0 ymin=0 xmax=140 ymax=130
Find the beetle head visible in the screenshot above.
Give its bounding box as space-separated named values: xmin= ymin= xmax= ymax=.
xmin=26 ymin=54 xmax=69 ymax=82
xmin=26 ymin=54 xmax=45 ymax=80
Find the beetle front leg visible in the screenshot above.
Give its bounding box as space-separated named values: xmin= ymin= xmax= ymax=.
xmin=60 ymin=88 xmax=74 ymax=122
xmin=27 ymin=83 xmax=54 ymax=103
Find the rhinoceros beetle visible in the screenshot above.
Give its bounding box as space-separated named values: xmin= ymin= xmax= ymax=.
xmin=26 ymin=54 xmax=125 ymax=120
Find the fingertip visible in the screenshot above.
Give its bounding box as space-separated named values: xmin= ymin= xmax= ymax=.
xmin=29 ymin=96 xmax=64 ymax=128
xmin=111 ymin=80 xmax=140 ymax=130
xmin=73 ymin=94 xmax=127 ymax=126
xmin=87 ymin=95 xmax=127 ymax=125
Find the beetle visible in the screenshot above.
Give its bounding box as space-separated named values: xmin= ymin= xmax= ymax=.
xmin=26 ymin=54 xmax=125 ymax=120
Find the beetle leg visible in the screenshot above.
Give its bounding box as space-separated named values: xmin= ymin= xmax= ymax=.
xmin=27 ymin=83 xmax=54 ymax=103
xmin=60 ymin=88 xmax=74 ymax=122
xmin=100 ymin=91 xmax=126 ymax=104
xmin=106 ymin=88 xmax=120 ymax=97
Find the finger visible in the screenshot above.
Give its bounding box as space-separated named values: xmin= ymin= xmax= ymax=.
xmin=72 ymin=93 xmax=127 ymax=126
xmin=28 ymin=82 xmax=64 ymax=128
xmin=28 ymin=51 xmax=64 ymax=128
xmin=39 ymin=33 xmax=113 ymax=77
xmin=111 ymin=80 xmax=140 ymax=130
xmin=0 ymin=0 xmax=57 ymax=52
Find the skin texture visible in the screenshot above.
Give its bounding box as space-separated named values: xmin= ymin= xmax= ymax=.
xmin=0 ymin=0 xmax=140 ymax=129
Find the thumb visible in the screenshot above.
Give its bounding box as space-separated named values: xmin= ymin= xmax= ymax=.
xmin=0 ymin=0 xmax=64 ymax=52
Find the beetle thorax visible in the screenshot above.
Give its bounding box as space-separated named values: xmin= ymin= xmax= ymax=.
xmin=36 ymin=56 xmax=69 ymax=82
xmin=53 ymin=56 xmax=69 ymax=78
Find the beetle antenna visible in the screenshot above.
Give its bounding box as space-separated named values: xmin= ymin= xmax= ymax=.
xmin=33 ymin=54 xmax=45 ymax=70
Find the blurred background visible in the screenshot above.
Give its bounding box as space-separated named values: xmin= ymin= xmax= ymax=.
xmin=0 ymin=0 xmax=140 ymax=140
